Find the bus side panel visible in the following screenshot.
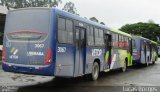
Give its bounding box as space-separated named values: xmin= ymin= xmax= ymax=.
xmin=55 ymin=44 xmax=75 ymax=77
xmin=118 ymin=49 xmax=128 ymax=68
xmin=85 ymin=47 xmax=105 ymax=74
xmin=110 ymin=49 xmax=121 ymax=69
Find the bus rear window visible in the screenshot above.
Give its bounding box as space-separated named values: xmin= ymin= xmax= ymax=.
xmin=4 ymin=9 xmax=51 ymax=42
xmin=7 ymin=31 xmax=47 ymax=41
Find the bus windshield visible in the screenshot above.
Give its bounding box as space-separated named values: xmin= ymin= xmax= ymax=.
xmin=5 ymin=9 xmax=50 ymax=42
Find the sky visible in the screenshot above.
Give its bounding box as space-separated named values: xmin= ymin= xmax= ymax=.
xmin=58 ymin=0 xmax=160 ymax=29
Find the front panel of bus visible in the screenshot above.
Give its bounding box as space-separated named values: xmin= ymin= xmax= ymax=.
xmin=2 ymin=8 xmax=55 ymax=76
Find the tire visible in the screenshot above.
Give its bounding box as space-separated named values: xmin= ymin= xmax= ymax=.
xmin=90 ymin=62 xmax=99 ymax=81
xmin=152 ymin=61 xmax=155 ymax=65
xmin=121 ymin=61 xmax=127 ymax=72
xmin=145 ymin=59 xmax=149 ymax=67
xmin=152 ymin=57 xmax=156 ymax=65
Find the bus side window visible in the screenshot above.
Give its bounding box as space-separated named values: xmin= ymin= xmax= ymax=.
xmin=112 ymin=33 xmax=115 ymax=47
xmin=94 ymin=28 xmax=99 ymax=46
xmin=141 ymin=41 xmax=145 ymax=51
xmin=118 ymin=35 xmax=122 ymax=48
xmin=99 ymin=29 xmax=104 ymax=46
xmin=66 ymin=19 xmax=73 ymax=43
xmin=115 ymin=34 xmax=118 ymax=48
xmin=87 ymin=26 xmax=94 ymax=46
xmin=132 ymin=39 xmax=136 ymax=49
xmin=58 ymin=17 xmax=73 ymax=44
xmin=95 ymin=28 xmax=104 ymax=46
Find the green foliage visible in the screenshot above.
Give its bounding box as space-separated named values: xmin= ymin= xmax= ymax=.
xmin=0 ymin=0 xmax=62 ymax=9
xmin=63 ymin=1 xmax=78 ymax=15
xmin=120 ymin=22 xmax=160 ymax=42
xmin=90 ymin=17 xmax=99 ymax=23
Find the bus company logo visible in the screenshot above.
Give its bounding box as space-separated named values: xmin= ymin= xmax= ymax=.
xmin=10 ymin=47 xmax=19 ymax=59
xmin=10 ymin=47 xmax=18 ymax=55
xmin=92 ymin=49 xmax=102 ymax=56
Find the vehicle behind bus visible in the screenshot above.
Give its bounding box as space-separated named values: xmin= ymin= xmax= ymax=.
xmin=132 ymin=36 xmax=158 ymax=66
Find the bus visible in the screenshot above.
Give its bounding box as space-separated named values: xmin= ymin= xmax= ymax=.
xmin=158 ymin=45 xmax=160 ymax=57
xmin=2 ymin=8 xmax=133 ymax=80
xmin=132 ymin=36 xmax=158 ymax=66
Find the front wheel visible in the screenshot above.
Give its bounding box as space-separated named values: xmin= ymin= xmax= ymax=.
xmin=90 ymin=62 xmax=99 ymax=81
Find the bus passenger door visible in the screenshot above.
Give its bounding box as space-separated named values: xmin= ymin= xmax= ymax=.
xmin=104 ymin=34 xmax=112 ymax=69
xmin=128 ymin=38 xmax=133 ymax=66
xmin=74 ymin=27 xmax=86 ymax=76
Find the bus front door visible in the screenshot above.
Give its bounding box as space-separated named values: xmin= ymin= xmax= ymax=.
xmin=74 ymin=27 xmax=86 ymax=76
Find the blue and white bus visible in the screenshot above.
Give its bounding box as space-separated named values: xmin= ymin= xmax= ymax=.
xmin=132 ymin=36 xmax=158 ymax=66
xmin=2 ymin=8 xmax=133 ymax=80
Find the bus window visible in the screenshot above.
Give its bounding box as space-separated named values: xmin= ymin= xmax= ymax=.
xmin=141 ymin=41 xmax=145 ymax=51
xmin=95 ymin=28 xmax=104 ymax=46
xmin=58 ymin=17 xmax=73 ymax=44
xmin=115 ymin=34 xmax=118 ymax=48
xmin=5 ymin=9 xmax=50 ymax=42
xmin=94 ymin=28 xmax=99 ymax=46
xmin=112 ymin=33 xmax=115 ymax=47
xmin=99 ymin=29 xmax=104 ymax=46
xmin=66 ymin=19 xmax=73 ymax=43
xmin=87 ymin=26 xmax=94 ymax=46
xmin=132 ymin=39 xmax=136 ymax=49
xmin=118 ymin=35 xmax=122 ymax=48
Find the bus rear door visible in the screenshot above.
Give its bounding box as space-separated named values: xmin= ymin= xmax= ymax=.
xmin=74 ymin=27 xmax=86 ymax=76
xmin=104 ymin=34 xmax=112 ymax=70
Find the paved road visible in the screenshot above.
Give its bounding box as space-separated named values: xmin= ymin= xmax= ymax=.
xmin=1 ymin=59 xmax=160 ymax=92
xmin=0 ymin=65 xmax=53 ymax=87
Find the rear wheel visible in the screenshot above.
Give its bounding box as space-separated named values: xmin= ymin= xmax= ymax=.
xmin=121 ymin=61 xmax=127 ymax=72
xmin=90 ymin=62 xmax=99 ymax=81
xmin=152 ymin=57 xmax=157 ymax=65
xmin=152 ymin=61 xmax=155 ymax=65
xmin=145 ymin=58 xmax=149 ymax=67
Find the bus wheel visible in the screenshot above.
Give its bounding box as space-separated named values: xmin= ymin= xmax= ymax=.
xmin=90 ymin=62 xmax=99 ymax=81
xmin=152 ymin=57 xmax=156 ymax=65
xmin=145 ymin=59 xmax=149 ymax=67
xmin=121 ymin=61 xmax=127 ymax=72
xmin=152 ymin=61 xmax=155 ymax=65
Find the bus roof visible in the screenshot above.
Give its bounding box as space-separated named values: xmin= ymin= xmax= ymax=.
xmin=9 ymin=7 xmax=111 ymax=32
xmin=54 ymin=8 xmax=111 ymax=30
xmin=133 ymin=36 xmax=157 ymax=44
xmin=111 ymin=29 xmax=132 ymax=37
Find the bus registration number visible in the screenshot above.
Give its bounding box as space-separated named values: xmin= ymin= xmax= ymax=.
xmin=57 ymin=47 xmax=66 ymax=53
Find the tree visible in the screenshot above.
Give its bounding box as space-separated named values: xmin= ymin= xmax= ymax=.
xmin=120 ymin=22 xmax=160 ymax=41
xmin=90 ymin=17 xmax=99 ymax=23
xmin=100 ymin=22 xmax=105 ymax=25
xmin=148 ymin=19 xmax=155 ymax=24
xmin=0 ymin=0 xmax=62 ymax=9
xmin=63 ymin=1 xmax=78 ymax=15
